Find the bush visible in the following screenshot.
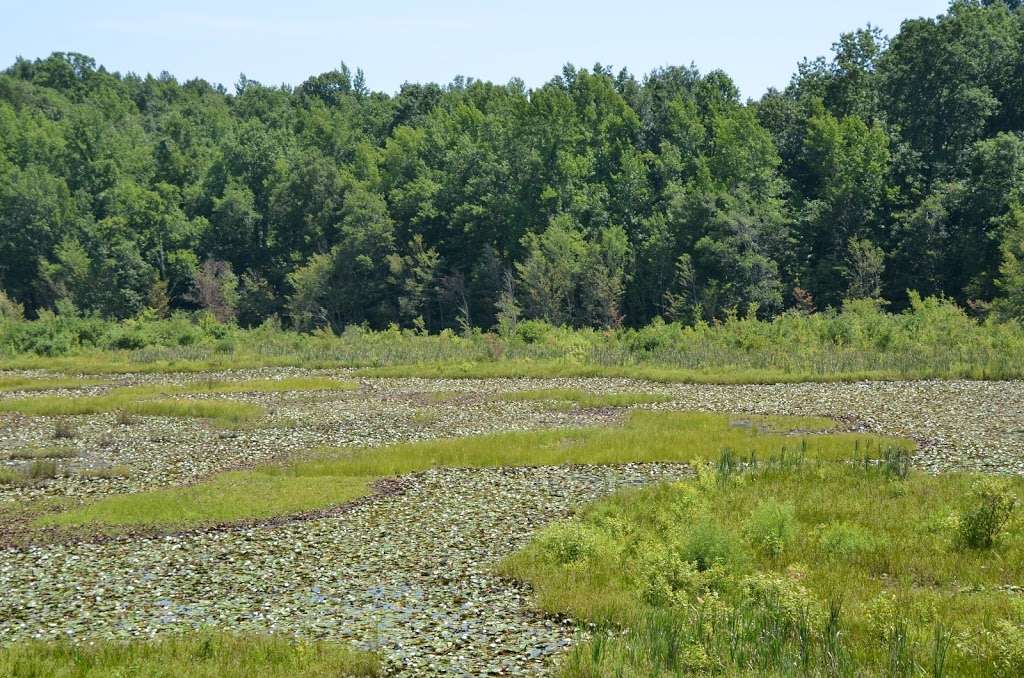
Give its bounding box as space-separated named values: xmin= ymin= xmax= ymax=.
xmin=513 ymin=319 xmax=554 ymax=344
xmin=537 ymin=522 xmax=604 ymax=565
xmin=957 ymin=478 xmax=1019 ymax=549
xmin=682 ymin=520 xmax=746 ymax=571
xmin=819 ymin=521 xmax=878 ymax=560
xmin=638 ymin=546 xmax=727 ymax=608
xmin=745 ymin=500 xmax=797 ymax=558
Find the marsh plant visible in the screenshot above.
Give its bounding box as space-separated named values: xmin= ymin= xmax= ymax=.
xmin=957 ymin=477 xmax=1019 ymax=549
xmin=501 ymin=454 xmax=1024 ymax=675
xmin=52 ymin=420 xmax=77 ymax=440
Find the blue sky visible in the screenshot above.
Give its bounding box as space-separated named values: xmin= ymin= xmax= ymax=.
xmin=1 ymin=0 xmax=950 ymax=98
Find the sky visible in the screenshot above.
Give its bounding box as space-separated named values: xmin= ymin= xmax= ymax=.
xmin=1 ymin=0 xmax=951 ymax=99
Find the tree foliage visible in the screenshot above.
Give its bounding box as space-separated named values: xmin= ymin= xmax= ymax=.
xmin=2 ymin=4 xmax=1024 ymax=331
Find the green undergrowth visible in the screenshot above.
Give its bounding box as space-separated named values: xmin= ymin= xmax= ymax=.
xmin=39 ymin=411 xmax=907 ymax=529
xmin=498 ymin=388 xmax=673 ymax=408
xmin=0 ymin=631 xmax=381 ymax=677
xmin=3 ymin=296 xmax=1023 ymax=383
xmin=499 ymin=457 xmax=1024 ymax=676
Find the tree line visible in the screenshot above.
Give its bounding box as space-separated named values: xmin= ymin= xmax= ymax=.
xmin=2 ymin=0 xmax=1023 ymax=332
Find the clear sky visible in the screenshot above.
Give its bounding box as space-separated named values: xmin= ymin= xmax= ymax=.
xmin=1 ymin=0 xmax=950 ymax=99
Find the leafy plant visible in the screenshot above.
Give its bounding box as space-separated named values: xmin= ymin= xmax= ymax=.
xmin=957 ymin=478 xmax=1019 ymax=549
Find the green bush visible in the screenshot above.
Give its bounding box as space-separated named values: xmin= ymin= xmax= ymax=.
xmin=537 ymin=522 xmax=604 ymax=565
xmin=513 ymin=319 xmax=555 ymax=344
xmin=818 ymin=521 xmax=879 ymax=560
xmin=957 ymin=478 xmax=1019 ymax=549
xmin=682 ymin=520 xmax=745 ymax=571
xmin=744 ymin=499 xmax=797 ymax=558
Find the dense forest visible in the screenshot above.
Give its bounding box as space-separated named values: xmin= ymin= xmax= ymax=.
xmin=1 ymin=0 xmax=1023 ymax=332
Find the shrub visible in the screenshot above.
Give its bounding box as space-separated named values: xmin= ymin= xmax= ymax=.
xmin=995 ymin=619 xmax=1024 ymax=675
xmin=682 ymin=520 xmax=745 ymax=571
xmin=740 ymin=572 xmax=821 ymax=629
xmin=818 ymin=522 xmax=878 ymax=561
xmin=745 ymin=500 xmax=797 ymax=558
xmin=537 ymin=522 xmax=603 ymax=565
xmin=957 ymin=478 xmax=1019 ymax=549
xmin=638 ymin=546 xmax=726 ymax=608
xmin=513 ymin=319 xmax=554 ymax=344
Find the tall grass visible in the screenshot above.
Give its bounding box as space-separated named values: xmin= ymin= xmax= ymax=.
xmin=500 ymin=459 xmax=1024 ymax=676
xmin=0 ymin=394 xmax=264 ymax=426
xmin=40 ymin=411 xmax=908 ymax=529
xmin=0 ymin=632 xmax=381 ymax=677
xmin=0 ymin=375 xmax=104 ymax=391
xmin=1 ymin=295 xmax=1022 ymax=382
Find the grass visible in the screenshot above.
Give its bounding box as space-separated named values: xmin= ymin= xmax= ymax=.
xmin=0 ymin=631 xmax=381 ymax=677
xmin=4 ymin=295 xmax=1024 ymax=383
xmin=0 ymin=375 xmax=104 ymax=392
xmin=5 ymin=446 xmax=77 ymax=460
xmin=39 ymin=411 xmax=907 ymax=529
xmin=116 ymin=377 xmax=360 ymax=396
xmin=499 ymin=457 xmax=1024 ymax=676
xmin=40 ymin=471 xmax=373 ymax=527
xmin=78 ymin=465 xmax=131 ymax=480
xmin=353 ymin=362 xmax=928 ymax=384
xmin=498 ymin=388 xmax=673 ymax=408
xmin=0 ymin=458 xmax=62 ymax=485
xmin=0 ymin=394 xmax=264 ymax=426
xmin=0 ymin=377 xmax=356 ymax=427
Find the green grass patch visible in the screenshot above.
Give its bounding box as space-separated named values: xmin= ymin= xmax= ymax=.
xmin=498 ymin=388 xmax=672 ymax=408
xmin=0 ymin=394 xmax=263 ymax=426
xmin=0 ymin=378 xmax=357 ymax=427
xmin=40 ymin=471 xmax=372 ymax=527
xmin=41 ymin=411 xmax=908 ymax=529
xmin=0 ymin=375 xmax=105 ymax=392
xmin=500 ymin=458 xmax=1024 ymax=676
xmin=0 ymin=631 xmax=381 ymax=677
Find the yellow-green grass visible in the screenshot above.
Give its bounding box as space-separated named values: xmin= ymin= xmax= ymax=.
xmin=0 ymin=394 xmax=263 ymax=426
xmin=0 ymin=375 xmax=105 ymax=391
xmin=0 ymin=632 xmax=381 ymax=677
xmin=5 ymin=446 xmax=77 ymax=460
xmin=41 ymin=411 xmax=908 ymax=529
xmin=498 ymin=388 xmax=672 ymax=408
xmin=113 ymin=377 xmax=360 ymax=397
xmin=0 ymin=354 xmax=315 ymax=374
xmin=500 ymin=462 xmax=1024 ymax=676
xmin=0 ymin=378 xmax=359 ymax=427
xmin=41 ymin=471 xmax=372 ymax=527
